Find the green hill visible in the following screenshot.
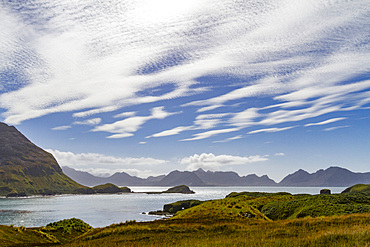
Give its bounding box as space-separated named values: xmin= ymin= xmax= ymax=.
xmin=342 ymin=184 xmax=370 ymax=195
xmin=0 ymin=122 xmax=86 ymax=196
xmin=170 ymin=191 xmax=370 ymax=222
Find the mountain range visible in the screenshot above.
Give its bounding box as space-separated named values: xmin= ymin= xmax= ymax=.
xmin=1 ymin=121 xmax=369 ymax=197
xmin=62 ymin=165 xmax=370 ymax=187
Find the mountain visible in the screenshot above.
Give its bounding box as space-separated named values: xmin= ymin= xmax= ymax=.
xmin=62 ymin=165 xmax=369 ymax=188
xmin=279 ymin=167 xmax=370 ymax=187
xmin=146 ymin=175 xmax=166 ymax=183
xmin=157 ymin=170 xmax=206 ymax=186
xmin=193 ymin=168 xmax=277 ymax=186
xmin=62 ymin=166 xmax=150 ymax=186
xmin=0 ymin=122 xmax=86 ymax=196
xmin=105 ymin=172 xmax=147 ymax=186
xmin=241 ymin=174 xmax=277 ymax=186
xmin=194 ymin=168 xmax=241 ymax=185
xmin=61 ymin=166 xmax=106 ymax=187
xmin=63 ymin=166 xmax=276 ymax=187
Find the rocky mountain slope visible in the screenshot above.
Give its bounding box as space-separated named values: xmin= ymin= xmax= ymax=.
xmin=0 ymin=122 xmax=86 ymax=196
xmin=62 ymin=166 xmax=278 ymax=187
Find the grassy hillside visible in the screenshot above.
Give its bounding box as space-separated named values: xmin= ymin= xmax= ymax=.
xmin=1 ymin=213 xmax=368 ymax=247
xmin=0 ymin=218 xmax=92 ymax=246
xmin=342 ymin=184 xmax=370 ymax=195
xmin=0 ymin=122 xmax=86 ymax=196
xmin=1 ymin=191 xmax=369 ymax=246
xmin=0 ymin=155 xmax=86 ymax=196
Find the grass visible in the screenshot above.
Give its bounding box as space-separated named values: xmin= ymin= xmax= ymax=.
xmin=342 ymin=184 xmax=370 ymax=195
xmin=0 ymin=191 xmax=369 ymax=246
xmin=65 ymin=213 xmax=370 ymax=247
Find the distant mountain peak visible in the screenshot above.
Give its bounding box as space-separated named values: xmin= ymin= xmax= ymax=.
xmin=279 ymin=166 xmax=370 ymax=187
xmin=195 ymin=168 xmax=206 ymax=173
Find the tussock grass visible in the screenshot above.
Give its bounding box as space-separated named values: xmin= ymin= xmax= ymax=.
xmin=1 ymin=191 xmax=369 ymax=246
xmin=64 ymin=213 xmax=370 ymax=247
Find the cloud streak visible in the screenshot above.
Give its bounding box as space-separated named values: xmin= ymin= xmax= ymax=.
xmin=180 ymin=153 xmax=268 ymax=170
xmin=47 ymin=149 xmax=167 ymax=168
xmin=92 ymin=107 xmax=175 ymax=138
xmin=304 ymin=117 xmax=346 ymax=127
xmin=0 ymin=0 xmax=368 ymax=143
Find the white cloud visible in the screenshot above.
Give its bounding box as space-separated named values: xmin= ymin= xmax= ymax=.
xmin=274 ymin=153 xmax=285 ymax=156
xmin=73 ymin=118 xmax=102 ymax=126
xmin=213 ymin=135 xmax=243 ymax=143
xmin=229 ymin=108 xmax=261 ymax=128
xmin=51 ymin=125 xmax=71 ymax=131
xmin=147 ymin=113 xmax=231 ymax=139
xmin=324 ymin=125 xmax=349 ymax=131
xmin=114 ymin=112 xmax=136 ymax=119
xmin=0 ymin=0 xmax=368 ymax=144
xmin=180 ymin=153 xmax=268 ymax=170
xmin=304 ymin=117 xmax=346 ymax=127
xmin=147 ymin=126 xmax=193 ymax=138
xmin=92 ymin=107 xmax=175 ymax=138
xmin=76 ymin=167 xmax=153 ymax=178
xmin=47 ymin=149 xmax=167 ymax=168
xmin=248 ymin=126 xmax=296 ymax=134
xmin=181 ymin=128 xmax=241 ymax=141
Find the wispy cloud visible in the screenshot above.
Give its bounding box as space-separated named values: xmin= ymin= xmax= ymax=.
xmin=147 ymin=126 xmax=193 ymax=138
xmin=0 ymin=0 xmax=368 ymax=144
xmin=51 ymin=125 xmax=71 ymax=131
xmin=181 ymin=128 xmax=241 ymax=141
xmin=274 ymin=153 xmax=285 ymax=156
xmin=73 ymin=118 xmax=102 ymax=126
xmin=213 ymin=135 xmax=243 ymax=143
xmin=92 ymin=107 xmax=176 ymax=138
xmin=304 ymin=117 xmax=346 ymax=127
xmin=248 ymin=126 xmax=297 ymax=135
xmin=113 ymin=112 xmax=136 ymax=119
xmin=47 ymin=149 xmax=167 ymax=168
xmin=324 ymin=125 xmax=349 ymax=131
xmin=180 ymin=153 xmax=268 ymax=170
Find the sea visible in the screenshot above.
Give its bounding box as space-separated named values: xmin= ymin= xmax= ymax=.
xmin=0 ymin=186 xmax=346 ymax=228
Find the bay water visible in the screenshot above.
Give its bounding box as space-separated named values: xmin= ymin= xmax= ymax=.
xmin=0 ymin=186 xmax=346 ymax=227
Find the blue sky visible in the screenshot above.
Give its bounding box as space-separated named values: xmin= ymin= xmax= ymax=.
xmin=0 ymin=0 xmax=369 ymax=181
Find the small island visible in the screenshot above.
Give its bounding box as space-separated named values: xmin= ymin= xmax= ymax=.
xmin=145 ymin=185 xmax=195 ymax=194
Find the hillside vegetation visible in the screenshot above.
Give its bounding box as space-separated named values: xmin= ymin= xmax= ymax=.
xmin=342 ymin=184 xmax=370 ymax=195
xmin=1 ymin=189 xmax=369 ymax=246
xmin=0 ymin=123 xmax=86 ymax=196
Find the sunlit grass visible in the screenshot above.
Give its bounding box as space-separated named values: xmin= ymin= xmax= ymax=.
xmin=65 ymin=213 xmax=370 ymax=247
xmin=1 ymin=191 xmax=369 ymax=246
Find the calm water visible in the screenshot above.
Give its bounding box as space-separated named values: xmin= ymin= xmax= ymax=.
xmin=0 ymin=186 xmax=346 ymax=227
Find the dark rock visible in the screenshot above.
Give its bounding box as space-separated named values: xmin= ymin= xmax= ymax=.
xmin=162 ymin=185 xmax=195 ymax=194
xmin=91 ymin=183 xmax=131 ymax=194
xmin=6 ymin=192 xmax=27 ymax=198
xmin=320 ymin=189 xmax=331 ymax=195
xmin=163 ymin=199 xmax=203 ymax=214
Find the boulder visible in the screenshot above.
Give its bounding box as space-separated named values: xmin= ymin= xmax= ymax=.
xmin=320 ymin=189 xmax=331 ymax=195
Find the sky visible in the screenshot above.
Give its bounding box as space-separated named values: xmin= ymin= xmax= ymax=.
xmin=0 ymin=0 xmax=369 ymax=182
